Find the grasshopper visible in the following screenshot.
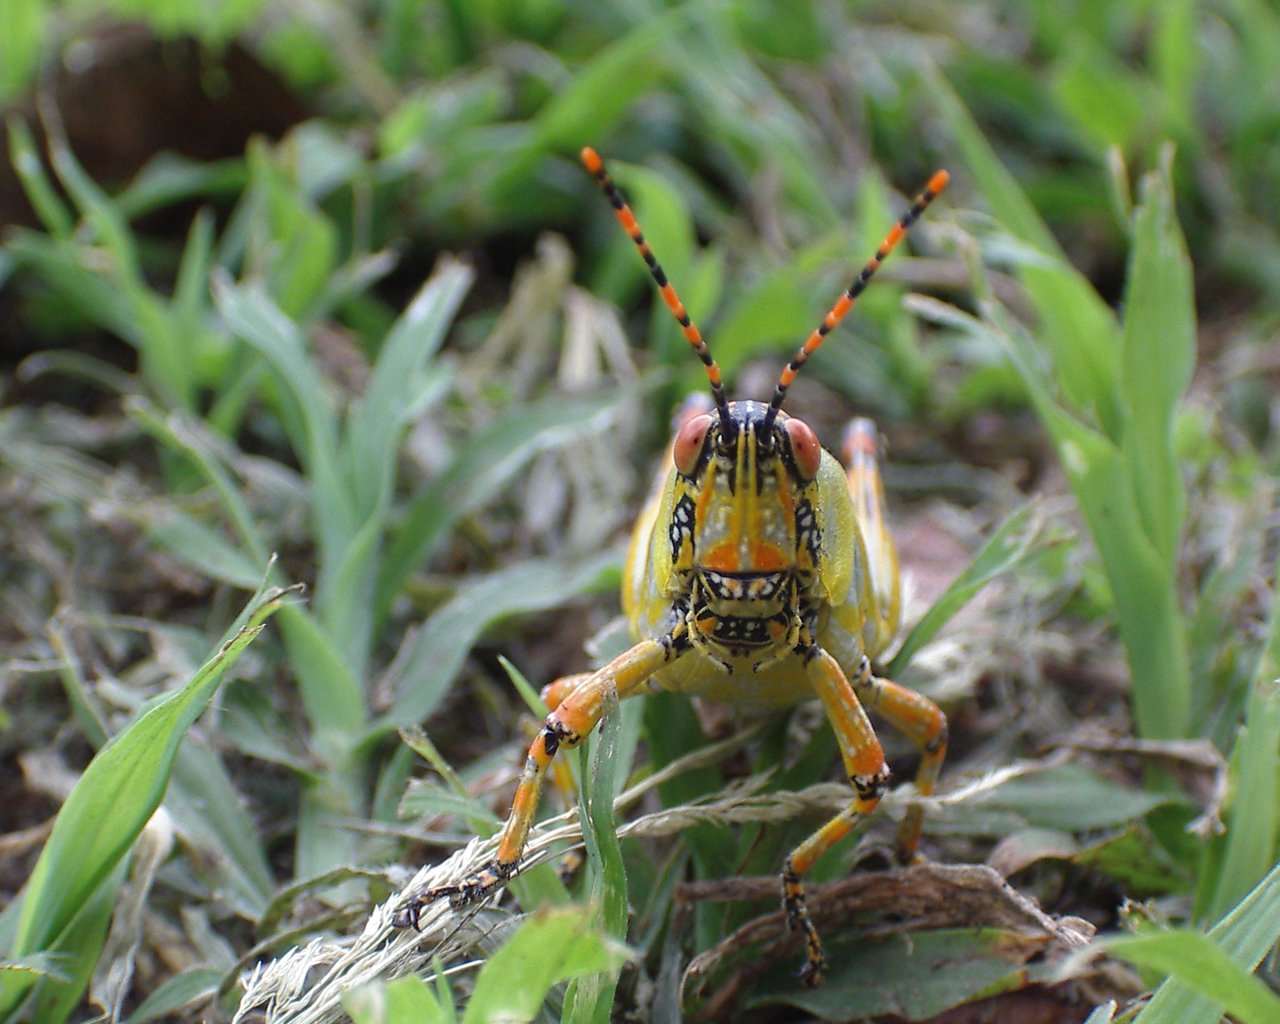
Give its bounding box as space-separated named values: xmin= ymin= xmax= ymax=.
xmin=398 ymin=148 xmax=950 ymax=985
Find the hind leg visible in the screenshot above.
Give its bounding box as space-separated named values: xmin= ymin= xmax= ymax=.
xmin=842 ymin=417 xmax=901 ymax=650
xmin=848 ymin=655 xmax=947 ymax=862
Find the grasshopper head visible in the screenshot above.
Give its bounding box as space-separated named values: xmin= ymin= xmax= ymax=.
xmin=671 ymin=400 xmax=822 ymax=578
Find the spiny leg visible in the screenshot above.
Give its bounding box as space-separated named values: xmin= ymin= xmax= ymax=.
xmin=541 ymin=672 xmax=593 ymax=712
xmin=849 ymin=655 xmax=947 ymax=863
xmin=397 ymin=635 xmax=685 ymax=927
xmin=538 ymin=671 xmax=594 ymax=880
xmin=783 ymin=645 xmax=890 ymax=987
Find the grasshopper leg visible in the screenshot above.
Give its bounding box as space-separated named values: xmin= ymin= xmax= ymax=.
xmin=782 ymin=644 xmax=890 ymax=987
xmin=840 ymin=420 xmax=947 ymax=859
xmin=397 ymin=635 xmax=686 ymax=926
xmin=843 ymin=417 xmax=901 ymax=648
xmin=848 ymin=655 xmax=947 ymax=863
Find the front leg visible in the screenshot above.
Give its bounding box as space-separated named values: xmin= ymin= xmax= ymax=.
xmin=396 ymin=632 xmax=687 ymax=927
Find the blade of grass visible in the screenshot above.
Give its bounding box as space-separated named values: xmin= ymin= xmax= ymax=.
xmin=213 ymin=273 xmax=354 ymax=565
xmin=979 ymin=298 xmax=1191 ymax=739
xmin=0 ymin=585 xmax=294 ymax=1015
xmin=564 ymin=683 xmax=627 ymax=1023
xmin=1134 ymin=861 xmax=1280 ymax=1023
xmin=342 ymin=259 xmax=473 ymax=521
xmin=168 ymin=739 xmax=277 ymax=920
xmin=460 ymin=906 xmax=626 ymax=1024
xmin=346 ymin=973 xmax=446 ymax=1024
xmin=1108 ymin=929 xmax=1280 ymax=1024
xmin=374 ymin=383 xmax=647 ymax=626
xmin=1203 ymin=565 xmax=1280 ymax=920
xmin=1119 ymin=150 xmax=1195 ymax=571
xmin=6 ymin=118 xmax=72 ymax=237
xmin=373 ymin=550 xmax=621 ymax=743
xmin=888 ymin=501 xmax=1041 ymax=676
xmin=925 ymin=63 xmax=1124 ymax=438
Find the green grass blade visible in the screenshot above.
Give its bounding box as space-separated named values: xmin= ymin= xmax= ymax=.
xmin=127 ymin=399 xmax=270 ymax=571
xmin=144 ymin=509 xmax=265 ymax=589
xmin=345 ymin=974 xmax=445 ymax=1024
xmin=1119 ymin=153 xmax=1195 ymax=568
xmin=342 ymin=259 xmax=473 ymax=521
xmin=213 ymin=274 xmax=354 ymax=561
xmin=168 ymin=739 xmax=276 ymax=919
xmin=888 ymin=501 xmax=1041 ymax=676
xmin=18 ymin=875 xmax=118 ymax=1024
xmin=6 ymin=118 xmax=72 ymax=237
xmin=1204 ymin=571 xmax=1280 ymax=919
xmin=1047 ymin=419 xmax=1191 ymax=739
xmin=926 ymin=64 xmax=1124 ymax=438
xmin=374 ymin=550 xmax=621 ymax=742
xmin=461 ymin=906 xmax=626 ymax=1024
xmin=1109 ymin=929 xmax=1280 ymax=1024
xmin=1136 ymin=861 xmax=1280 ymax=1023
xmin=375 ymin=384 xmax=645 ymax=624
xmin=125 ymin=967 xmax=223 ymax=1024
xmin=564 ymin=684 xmax=628 ymax=1023
xmin=171 ymin=207 xmax=216 ymax=346
xmin=986 ymin=312 xmax=1191 ymax=739
xmin=277 ymin=606 xmax=369 ymax=745
xmin=0 ymin=587 xmax=291 ymax=1014
xmin=42 ymin=119 xmax=197 ymax=409
xmin=486 ymin=9 xmax=680 ymax=199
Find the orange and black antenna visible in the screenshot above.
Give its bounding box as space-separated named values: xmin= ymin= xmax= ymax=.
xmin=760 ymin=169 xmax=950 ymax=437
xmin=582 ymin=147 xmax=733 ymax=428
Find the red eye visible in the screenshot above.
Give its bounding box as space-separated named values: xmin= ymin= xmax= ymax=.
xmin=785 ymin=418 xmax=822 ymax=481
xmin=673 ymin=413 xmax=713 ymax=476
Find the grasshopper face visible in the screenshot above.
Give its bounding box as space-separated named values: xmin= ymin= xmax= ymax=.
xmin=669 ymin=400 xmax=825 ymax=662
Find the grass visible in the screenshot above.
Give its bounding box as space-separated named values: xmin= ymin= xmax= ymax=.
xmin=1 ymin=1 xmax=1279 ymax=1021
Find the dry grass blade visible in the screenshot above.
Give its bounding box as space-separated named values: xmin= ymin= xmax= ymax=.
xmin=233 ymin=755 xmax=1068 ymax=1022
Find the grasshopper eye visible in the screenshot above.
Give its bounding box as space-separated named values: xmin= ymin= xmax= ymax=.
xmin=784 ymin=418 xmax=822 ymax=481
xmin=673 ymin=413 xmax=714 ymax=476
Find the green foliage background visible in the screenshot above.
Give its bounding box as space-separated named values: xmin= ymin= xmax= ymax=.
xmin=1 ymin=1 xmax=1279 ymax=1021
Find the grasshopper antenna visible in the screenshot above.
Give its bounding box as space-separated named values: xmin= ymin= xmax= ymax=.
xmin=760 ymin=169 xmax=950 ymax=437
xmin=582 ymin=147 xmax=734 ymax=430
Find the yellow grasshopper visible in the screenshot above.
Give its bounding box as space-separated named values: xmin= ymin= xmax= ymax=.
xmin=399 ymin=148 xmax=950 ymax=985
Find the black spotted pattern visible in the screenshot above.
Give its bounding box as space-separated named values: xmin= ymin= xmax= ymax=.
xmin=795 ymin=498 xmax=820 ymax=567
xmin=669 ymin=494 xmax=696 ymax=562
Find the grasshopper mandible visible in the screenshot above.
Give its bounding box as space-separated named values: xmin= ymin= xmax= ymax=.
xmin=398 ymin=148 xmax=950 ymax=986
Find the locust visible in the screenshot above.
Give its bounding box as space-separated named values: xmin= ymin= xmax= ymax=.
xmin=397 ymin=148 xmax=950 ymax=986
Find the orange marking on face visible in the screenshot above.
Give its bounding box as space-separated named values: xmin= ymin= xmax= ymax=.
xmin=750 ymin=540 xmax=787 ymax=570
xmin=703 ymin=542 xmax=741 ymax=572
